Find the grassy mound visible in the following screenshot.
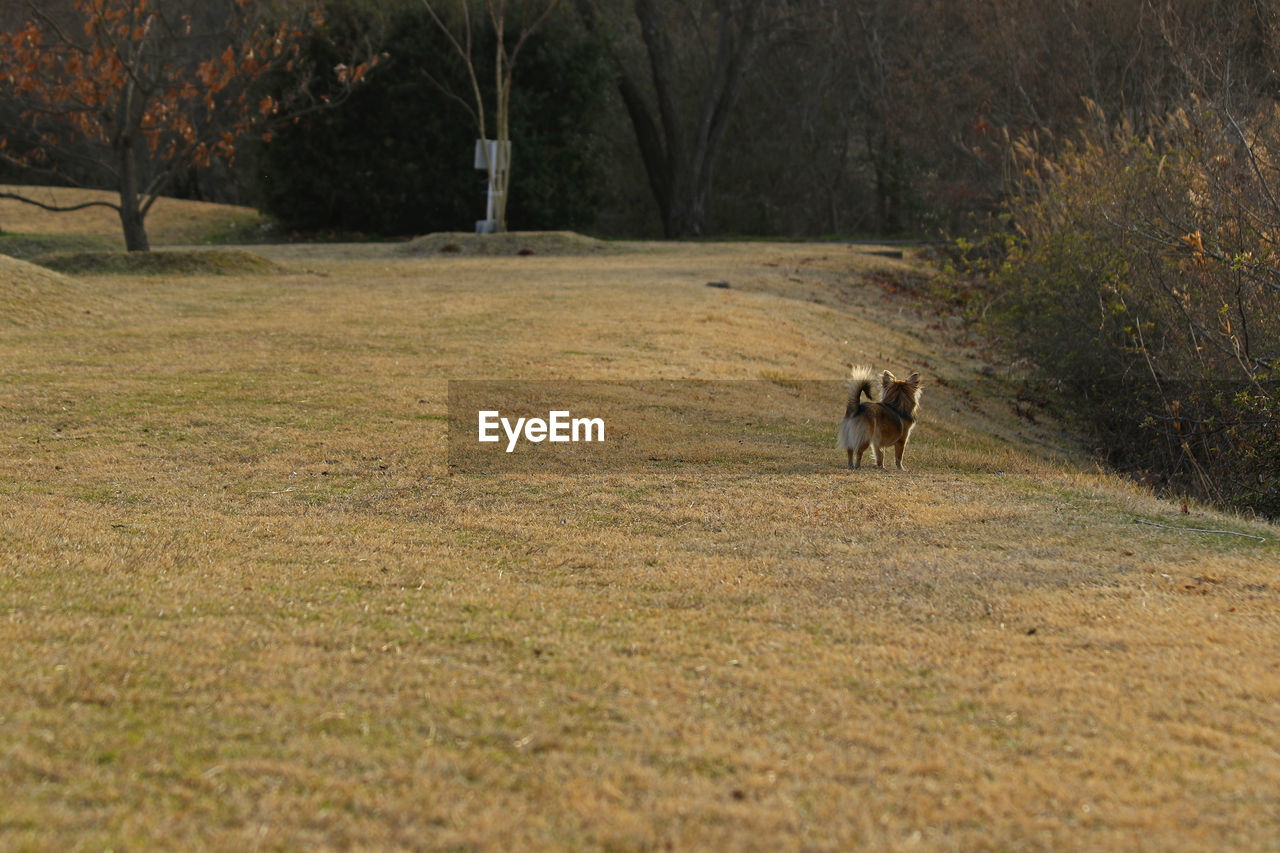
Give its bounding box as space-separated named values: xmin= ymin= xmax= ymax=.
xmin=0 ymin=254 xmax=111 ymax=325
xmin=405 ymin=230 xmax=620 ymax=257
xmin=35 ymin=248 xmax=286 ymax=276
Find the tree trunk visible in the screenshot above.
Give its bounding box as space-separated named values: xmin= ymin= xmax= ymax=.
xmin=493 ymin=11 xmax=509 ymax=233
xmin=661 ymin=167 xmax=711 ymax=238
xmin=869 ymin=131 xmax=904 ymax=236
xmin=119 ymin=196 xmax=150 ymax=252
xmin=117 ymin=117 xmax=150 ymax=252
xmin=577 ymin=0 xmax=766 ymax=239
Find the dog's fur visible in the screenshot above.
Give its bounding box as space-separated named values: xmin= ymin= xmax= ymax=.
xmin=837 ymin=365 xmax=923 ymax=469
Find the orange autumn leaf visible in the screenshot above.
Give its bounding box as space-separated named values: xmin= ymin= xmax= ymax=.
xmin=1182 ymin=230 xmax=1208 ymax=269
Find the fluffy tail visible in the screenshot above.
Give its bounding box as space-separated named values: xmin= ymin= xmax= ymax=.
xmin=837 ymin=365 xmax=877 ymax=450
xmin=844 ymin=364 xmax=878 ymax=414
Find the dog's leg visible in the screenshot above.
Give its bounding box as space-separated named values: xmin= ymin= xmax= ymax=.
xmin=873 ymin=442 xmax=884 ymax=468
xmin=894 ymin=441 xmax=906 ymax=470
xmin=855 ymin=441 xmax=868 ymax=469
xmin=846 ymin=448 xmax=853 ymax=469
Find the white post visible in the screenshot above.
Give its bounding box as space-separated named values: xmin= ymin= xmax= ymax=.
xmin=474 ymin=139 xmax=510 ymax=235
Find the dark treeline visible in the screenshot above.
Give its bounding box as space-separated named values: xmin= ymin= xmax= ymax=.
xmin=244 ymin=0 xmax=1277 ymax=239
xmin=5 ymin=0 xmax=1272 ymax=241
xmin=256 ymin=3 xmax=612 ymax=236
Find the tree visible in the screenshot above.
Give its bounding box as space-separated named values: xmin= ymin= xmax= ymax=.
xmin=419 ymin=0 xmax=560 ymax=233
xmin=256 ymin=2 xmax=610 ymax=235
xmin=0 ymin=0 xmax=374 ymax=251
xmin=574 ymin=0 xmax=792 ymax=238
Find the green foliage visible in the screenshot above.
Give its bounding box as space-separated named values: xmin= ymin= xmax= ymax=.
xmin=256 ymin=3 xmax=611 ymax=235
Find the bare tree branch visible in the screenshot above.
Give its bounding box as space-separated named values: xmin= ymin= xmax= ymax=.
xmin=0 ymin=191 xmax=120 ymax=214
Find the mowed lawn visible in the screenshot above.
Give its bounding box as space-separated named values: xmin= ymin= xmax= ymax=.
xmin=2 ymin=216 xmax=1279 ymax=849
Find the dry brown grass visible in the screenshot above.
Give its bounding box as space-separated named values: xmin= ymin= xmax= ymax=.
xmin=2 ymin=208 xmax=1278 ymax=850
xmin=0 ymin=185 xmax=262 ymax=248
xmin=0 ymin=254 xmax=114 ymax=326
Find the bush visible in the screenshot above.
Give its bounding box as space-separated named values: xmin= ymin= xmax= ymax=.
xmin=983 ymin=100 xmax=1280 ymax=515
xmin=256 ymin=3 xmax=610 ymax=236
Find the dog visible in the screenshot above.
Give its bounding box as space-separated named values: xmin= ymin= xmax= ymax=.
xmin=837 ymin=365 xmax=923 ymax=469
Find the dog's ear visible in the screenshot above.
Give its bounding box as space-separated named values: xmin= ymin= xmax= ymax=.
xmin=881 ymin=370 xmax=895 ymax=387
xmin=907 ymin=372 xmax=921 ymax=388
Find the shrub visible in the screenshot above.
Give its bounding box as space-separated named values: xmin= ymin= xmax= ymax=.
xmin=985 ymin=99 xmax=1280 ymax=515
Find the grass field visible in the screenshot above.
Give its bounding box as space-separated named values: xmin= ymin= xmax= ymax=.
xmin=2 ymin=195 xmax=1279 ymax=850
